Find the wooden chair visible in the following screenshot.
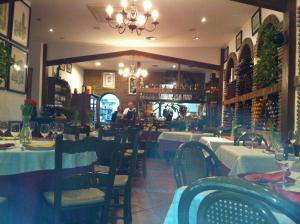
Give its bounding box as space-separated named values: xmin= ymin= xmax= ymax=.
xmin=235 ymin=132 xmax=269 ymax=148
xmin=43 ymin=135 xmax=121 ymax=224
xmin=173 ymin=141 xmax=222 ymax=188
xmin=178 ymin=177 xmax=300 ymax=224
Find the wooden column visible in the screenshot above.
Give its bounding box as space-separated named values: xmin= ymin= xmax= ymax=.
xmin=41 ymin=44 xmax=48 ymax=107
xmin=220 ymin=48 xmax=225 ymax=126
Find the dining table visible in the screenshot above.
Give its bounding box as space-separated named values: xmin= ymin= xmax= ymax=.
xmin=0 ymin=139 xmax=97 ymax=224
xmin=199 ymin=136 xmax=234 ymax=152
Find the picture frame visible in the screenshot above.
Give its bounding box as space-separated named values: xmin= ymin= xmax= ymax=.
xmin=66 ymin=63 xmax=72 ymax=73
xmin=251 ymin=8 xmax=261 ymax=36
xmin=236 ymin=30 xmax=243 ymax=51
xmin=0 ymin=38 xmax=7 ymax=89
xmin=0 ymin=3 xmax=9 ymax=37
xmin=103 ymin=72 xmax=115 ymax=89
xmin=224 ymin=46 xmax=229 ymax=62
xmin=128 ymin=76 xmax=137 ymax=95
xmin=11 ymin=0 xmax=31 ymax=48
xmin=9 ymin=45 xmax=28 ymax=93
xmin=59 ymin=64 xmax=65 ymax=71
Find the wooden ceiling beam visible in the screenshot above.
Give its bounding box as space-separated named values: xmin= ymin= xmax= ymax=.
xmin=230 ymin=0 xmax=287 ymax=12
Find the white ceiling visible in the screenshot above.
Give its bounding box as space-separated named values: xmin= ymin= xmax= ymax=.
xmin=29 ymin=0 xmax=256 ymax=48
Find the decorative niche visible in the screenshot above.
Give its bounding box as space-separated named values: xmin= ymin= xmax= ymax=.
xmin=224 ymin=53 xmax=237 ymax=100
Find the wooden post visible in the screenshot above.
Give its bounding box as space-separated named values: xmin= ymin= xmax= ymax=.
xmin=177 ymin=64 xmax=181 ymax=87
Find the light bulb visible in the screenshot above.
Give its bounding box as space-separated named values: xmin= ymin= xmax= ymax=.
xmin=118 ymin=69 xmax=124 ymax=75
xmin=123 ymin=67 xmax=130 ymax=77
xmin=136 ymin=68 xmax=143 ymax=77
xmin=95 ymin=62 xmax=101 ymax=66
xmin=116 ymin=13 xmax=124 ymax=25
xmin=121 ymin=0 xmax=128 ymax=9
xmin=143 ymin=0 xmax=152 ymax=12
xmin=106 ymin=5 xmax=114 ymax=17
xmin=137 ymin=14 xmax=146 ymax=27
xmin=141 ymin=69 xmax=148 ymax=78
xmin=118 ymin=62 xmax=125 ymax=68
xmin=151 ymin=10 xmax=159 ymax=21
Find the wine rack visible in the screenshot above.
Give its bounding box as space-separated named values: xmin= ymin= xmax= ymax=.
xmin=223 ymin=104 xmax=235 ymax=129
xmin=237 ymin=58 xmax=253 ymax=96
xmin=253 ymin=97 xmax=265 ymax=130
xmin=236 ymin=100 xmax=252 ymax=128
xmin=226 ymin=81 xmax=236 ymax=100
xmin=266 ymin=93 xmax=279 ymax=131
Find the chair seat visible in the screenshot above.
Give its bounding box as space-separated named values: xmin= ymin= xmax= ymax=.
xmin=125 ymin=149 xmax=145 ymax=155
xmin=0 ymin=196 xmax=7 ymax=204
xmin=114 ymin=175 xmax=128 ymax=187
xmin=94 ymin=165 xmax=110 ymax=173
xmin=44 ymin=188 xmax=105 ymax=207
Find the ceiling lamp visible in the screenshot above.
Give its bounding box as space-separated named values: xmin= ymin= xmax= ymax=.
xmin=118 ymin=62 xmax=148 ymax=78
xmin=105 ymin=0 xmax=159 ymax=35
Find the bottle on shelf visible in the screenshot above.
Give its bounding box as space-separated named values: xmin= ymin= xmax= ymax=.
xmin=82 ymin=82 xmax=86 ymax=94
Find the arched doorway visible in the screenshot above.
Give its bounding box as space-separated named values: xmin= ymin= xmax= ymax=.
xmin=100 ymin=94 xmax=120 ymax=122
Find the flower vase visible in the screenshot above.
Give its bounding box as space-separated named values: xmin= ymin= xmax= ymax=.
xmin=20 ymin=116 xmax=32 ymax=145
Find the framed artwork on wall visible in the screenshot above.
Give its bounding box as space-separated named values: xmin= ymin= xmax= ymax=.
xmin=0 ymin=38 xmax=7 ymax=89
xmin=0 ymin=3 xmax=9 ymax=37
xmin=11 ymin=0 xmax=31 ymax=48
xmin=251 ymin=8 xmax=261 ymax=36
xmin=66 ymin=63 xmax=72 ymax=73
xmin=128 ymin=76 xmax=137 ymax=95
xmin=236 ymin=30 xmax=243 ymax=51
xmin=59 ymin=64 xmax=65 ymax=71
xmin=9 ymin=45 xmax=27 ymax=93
xmin=103 ymin=72 xmax=115 ymax=89
xmin=224 ymin=46 xmax=229 ymax=62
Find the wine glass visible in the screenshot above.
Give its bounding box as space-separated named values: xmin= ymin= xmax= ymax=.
xmin=40 ymin=124 xmax=50 ymax=139
xmin=10 ymin=123 xmax=20 ymax=138
xmin=288 ymin=130 xmax=298 ymax=145
xmin=54 ymin=122 xmax=64 ymax=135
xmin=0 ymin=121 xmax=8 ymax=136
xmin=249 ymin=134 xmax=257 ymax=149
xmin=217 ymin=126 xmax=223 ymax=138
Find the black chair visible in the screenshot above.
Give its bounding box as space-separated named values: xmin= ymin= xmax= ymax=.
xmin=235 ymin=132 xmax=269 ymax=148
xmin=178 ymin=177 xmax=300 ymax=224
xmin=43 ymin=135 xmax=121 ymax=224
xmin=0 ymin=197 xmax=8 ymax=223
xmin=173 ymin=141 xmax=222 ymax=187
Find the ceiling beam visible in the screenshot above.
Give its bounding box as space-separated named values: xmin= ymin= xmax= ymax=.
xmin=230 ymin=0 xmax=287 ymax=12
xmin=46 ymin=50 xmax=221 ymax=71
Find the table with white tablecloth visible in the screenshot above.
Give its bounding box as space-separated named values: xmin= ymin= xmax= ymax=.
xmin=215 ymin=145 xmax=278 ymax=176
xmin=199 ymin=136 xmax=234 ymax=152
xmin=0 ymin=140 xmax=97 ymax=224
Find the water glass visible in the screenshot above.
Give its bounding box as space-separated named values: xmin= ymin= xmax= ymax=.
xmin=0 ymin=121 xmax=8 ymax=135
xmin=40 ymin=124 xmax=50 ymax=139
xmin=288 ymin=130 xmax=298 ymax=145
xmin=54 ymin=122 xmax=64 ymax=135
xmin=10 ymin=123 xmax=20 ymax=138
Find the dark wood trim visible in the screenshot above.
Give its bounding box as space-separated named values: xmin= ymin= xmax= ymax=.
xmin=230 ymin=0 xmax=287 ymax=12
xmin=42 ymin=44 xmax=48 ymax=107
xmin=26 ymin=67 xmax=33 ymax=99
xmin=220 ymin=48 xmax=225 ymax=126
xmin=46 ymin=50 xmax=221 ymax=71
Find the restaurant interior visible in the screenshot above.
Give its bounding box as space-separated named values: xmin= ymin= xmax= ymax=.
xmin=0 ymin=0 xmax=299 ymax=223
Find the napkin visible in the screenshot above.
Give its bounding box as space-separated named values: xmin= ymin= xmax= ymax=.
xmin=223 ymin=136 xmax=233 ymax=140
xmin=268 ymin=183 xmax=300 ymax=204
xmin=0 ymin=143 xmax=14 ymax=149
xmin=243 ymin=170 xmax=295 ymax=183
xmin=0 ymin=136 xmax=19 ymax=140
xmin=24 ymin=141 xmax=55 ymax=150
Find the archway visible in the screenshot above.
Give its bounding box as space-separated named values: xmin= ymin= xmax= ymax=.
xmin=99 ymin=94 xmax=120 ymax=122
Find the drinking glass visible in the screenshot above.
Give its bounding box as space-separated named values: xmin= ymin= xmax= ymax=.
xmin=10 ymin=123 xmax=20 ymax=138
xmin=217 ymin=126 xmax=223 ymax=138
xmin=40 ymin=124 xmax=50 ymax=139
xmin=54 ymin=122 xmax=64 ymax=135
xmin=249 ymin=134 xmax=257 ymax=149
xmin=288 ymin=130 xmax=298 ymax=145
xmin=0 ymin=121 xmax=8 ymax=135
xmin=29 ymin=121 xmax=38 ymax=136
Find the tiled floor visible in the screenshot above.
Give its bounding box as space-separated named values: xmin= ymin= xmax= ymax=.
xmin=115 ymin=158 xmax=177 ymax=224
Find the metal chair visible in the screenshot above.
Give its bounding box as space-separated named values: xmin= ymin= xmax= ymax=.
xmin=178 ymin=177 xmax=300 ymax=224
xmin=235 ymin=132 xmax=269 ymax=148
xmin=173 ymin=141 xmax=222 ymax=188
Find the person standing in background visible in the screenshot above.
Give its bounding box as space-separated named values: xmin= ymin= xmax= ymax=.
xmin=111 ymin=106 xmax=123 ymax=123
xmin=123 ymin=101 xmax=137 ymax=121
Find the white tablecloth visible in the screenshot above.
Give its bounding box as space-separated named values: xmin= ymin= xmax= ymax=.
xmin=199 ymin=136 xmax=234 ymax=152
xmin=0 ymin=140 xmax=97 ymax=175
xmin=216 ymin=145 xmax=278 ymax=176
xmin=158 ymin=132 xmax=213 ymax=143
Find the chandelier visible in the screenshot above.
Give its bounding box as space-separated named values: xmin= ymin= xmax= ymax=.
xmin=118 ymin=62 xmax=148 ymax=78
xmin=105 ymin=0 xmax=159 ymax=35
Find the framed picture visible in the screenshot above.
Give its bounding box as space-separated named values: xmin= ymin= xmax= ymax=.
xmin=0 ymin=39 xmax=7 ymax=88
xmin=251 ymin=8 xmax=261 ymax=36
xmin=59 ymin=64 xmax=65 ymax=71
xmin=224 ymin=46 xmax=229 ymax=62
xmin=9 ymin=45 xmax=28 ymax=93
xmin=128 ymin=76 xmax=137 ymax=95
xmin=0 ymin=3 xmax=9 ymax=37
xmin=103 ymin=72 xmax=115 ymax=89
xmin=11 ymin=1 xmax=31 ymax=47
xmin=66 ymin=63 xmax=72 ymax=73
xmin=236 ymin=30 xmax=243 ymax=51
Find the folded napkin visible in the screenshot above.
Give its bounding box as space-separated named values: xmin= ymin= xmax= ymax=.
xmin=24 ymin=141 xmax=55 ymax=150
xmin=243 ymin=170 xmax=295 ymax=183
xmin=0 ymin=143 xmax=14 ymax=150
xmin=0 ymin=136 xmax=19 ymax=140
xmin=268 ymin=183 xmax=300 ymax=204
xmin=223 ymin=136 xmax=233 ymax=140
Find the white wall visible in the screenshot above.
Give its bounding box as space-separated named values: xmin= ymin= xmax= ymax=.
xmin=227 ymin=8 xmax=284 ymax=56
xmin=48 ymin=64 xmax=84 ymax=94
xmin=47 ymin=43 xmax=221 ymax=65
xmin=0 ymin=91 xmax=24 ymax=121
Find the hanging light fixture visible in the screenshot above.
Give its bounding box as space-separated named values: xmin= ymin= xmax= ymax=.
xmin=105 ymin=0 xmax=159 ymax=35
xmin=118 ymin=61 xmax=148 ymax=78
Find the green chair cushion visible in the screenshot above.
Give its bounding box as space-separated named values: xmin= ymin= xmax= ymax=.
xmin=44 ymin=188 xmax=105 ymax=207
xmin=114 ymin=175 xmax=128 ymax=187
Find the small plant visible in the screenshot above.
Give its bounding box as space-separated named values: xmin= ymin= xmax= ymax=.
xmin=0 ymin=42 xmax=14 ymax=85
xmin=255 ymin=24 xmax=284 ymax=87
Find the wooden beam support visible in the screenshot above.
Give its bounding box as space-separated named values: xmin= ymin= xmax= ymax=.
xmin=46 ymin=50 xmax=221 ymax=71
xmin=42 ymin=44 xmax=48 ymax=108
xmin=230 ymin=0 xmax=287 ymax=12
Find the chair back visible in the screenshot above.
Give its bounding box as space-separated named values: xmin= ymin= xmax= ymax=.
xmin=54 ymin=135 xmax=121 ymax=224
xmin=173 ymin=141 xmax=222 ymax=187
xmin=178 ymin=177 xmax=300 ymax=224
xmin=235 ymin=132 xmax=269 ymax=148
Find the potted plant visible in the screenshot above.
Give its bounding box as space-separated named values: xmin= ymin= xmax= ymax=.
xmin=0 ymin=42 xmax=14 ymax=85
